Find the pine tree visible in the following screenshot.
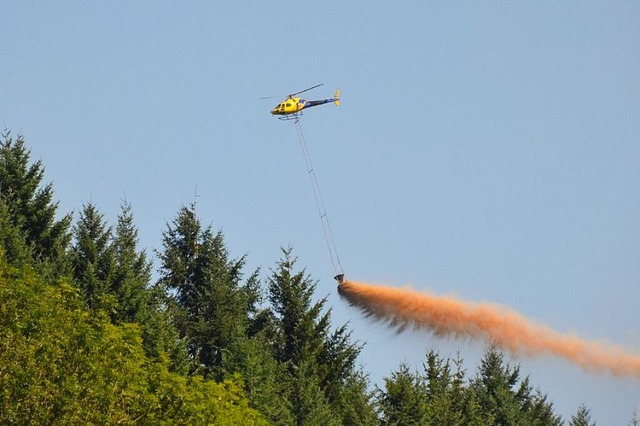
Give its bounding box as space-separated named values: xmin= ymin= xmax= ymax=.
xmin=378 ymin=363 xmax=428 ymax=425
xmin=268 ymin=248 xmax=329 ymax=369
xmin=471 ymin=345 xmax=561 ymax=425
xmin=570 ymin=404 xmax=595 ymax=426
xmin=378 ymin=351 xmax=484 ymax=425
xmin=142 ymin=292 xmax=191 ymax=375
xmin=528 ymin=390 xmax=563 ymax=426
xmin=336 ymin=369 xmax=378 ymax=426
xmin=232 ymin=334 xmax=294 ymax=424
xmin=158 ymin=204 xmax=256 ymax=379
xmin=0 ymin=130 xmax=71 ymax=270
xmin=319 ymin=321 xmax=363 ymax=405
xmin=70 ymin=203 xmax=115 ymax=311
xmin=110 ymin=200 xmax=152 ymax=324
xmin=267 ymin=247 xmax=375 ymax=424
xmin=0 ymin=199 xmax=31 ymax=265
xmin=422 ymin=350 xmax=471 ymax=426
xmin=289 ymin=359 xmax=341 ymax=426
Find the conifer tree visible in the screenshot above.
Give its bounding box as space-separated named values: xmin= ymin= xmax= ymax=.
xmin=70 ymin=203 xmax=115 ymax=311
xmin=267 ymin=248 xmax=375 ymax=424
xmin=471 ymin=345 xmax=562 ymax=425
xmin=336 ymin=369 xmax=378 ymax=426
xmin=232 ymin=334 xmax=294 ymax=424
xmin=0 ymin=199 xmax=31 ymax=266
xmin=570 ymin=404 xmax=595 ymax=426
xmin=268 ymin=249 xmax=330 ymax=369
xmin=158 ymin=204 xmax=257 ymax=379
xmin=0 ymin=130 xmax=71 ymax=270
xmin=141 ymin=294 xmax=191 ymax=375
xmin=289 ymin=359 xmax=341 ymax=426
xmin=422 ymin=350 xmax=474 ymax=425
xmin=110 ymin=200 xmax=152 ymax=324
xmin=378 ymin=363 xmax=428 ymax=425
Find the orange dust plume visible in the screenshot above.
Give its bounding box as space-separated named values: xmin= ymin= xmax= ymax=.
xmin=338 ymin=280 xmax=640 ymax=378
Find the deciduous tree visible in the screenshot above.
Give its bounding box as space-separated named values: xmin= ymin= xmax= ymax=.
xmin=0 ymin=246 xmax=267 ymax=425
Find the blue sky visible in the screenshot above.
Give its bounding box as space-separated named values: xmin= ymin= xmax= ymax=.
xmin=2 ymin=2 xmax=639 ymax=422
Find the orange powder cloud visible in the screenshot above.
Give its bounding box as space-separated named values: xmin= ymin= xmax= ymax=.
xmin=338 ymin=280 xmax=640 ymax=377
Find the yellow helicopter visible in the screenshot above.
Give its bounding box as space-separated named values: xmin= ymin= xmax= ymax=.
xmin=267 ymin=84 xmax=340 ymax=119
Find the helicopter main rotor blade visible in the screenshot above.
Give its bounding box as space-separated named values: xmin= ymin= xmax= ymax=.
xmin=290 ymin=83 xmax=324 ymax=97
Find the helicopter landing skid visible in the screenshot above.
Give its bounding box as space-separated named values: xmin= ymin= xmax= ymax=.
xmin=278 ymin=112 xmax=303 ymax=121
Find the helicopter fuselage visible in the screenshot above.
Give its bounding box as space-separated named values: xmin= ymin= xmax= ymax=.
xmin=271 ymin=90 xmax=340 ymax=116
xmin=271 ymin=97 xmax=306 ymax=116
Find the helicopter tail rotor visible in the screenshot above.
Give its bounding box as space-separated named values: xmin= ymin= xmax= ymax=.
xmin=333 ymin=89 xmax=340 ymax=106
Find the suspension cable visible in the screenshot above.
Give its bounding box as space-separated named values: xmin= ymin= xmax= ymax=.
xmin=293 ymin=117 xmax=344 ymax=279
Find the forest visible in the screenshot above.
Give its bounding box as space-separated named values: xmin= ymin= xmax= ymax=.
xmin=0 ymin=130 xmax=617 ymax=424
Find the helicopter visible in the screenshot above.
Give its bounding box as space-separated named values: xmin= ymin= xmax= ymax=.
xmin=267 ymin=83 xmax=340 ymax=119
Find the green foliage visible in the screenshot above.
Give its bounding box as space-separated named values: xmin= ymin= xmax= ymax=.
xmin=0 ymin=249 xmax=266 ymax=424
xmin=268 ymin=248 xmax=331 ymax=369
xmin=378 ymin=363 xmax=429 ymax=425
xmin=471 ymin=345 xmax=562 ymax=426
xmin=68 ymin=201 xmax=182 ymax=369
xmin=336 ymin=369 xmax=379 ymax=426
xmin=110 ymin=200 xmax=153 ymax=324
xmin=0 ymin=198 xmax=31 ymax=266
xmin=231 ymin=335 xmax=295 ymax=424
xmin=422 ymin=351 xmax=477 ymax=426
xmin=157 ymin=212 xmax=376 ymax=424
xmin=70 ymin=202 xmax=115 ymax=310
xmin=158 ymin=204 xmax=259 ymax=379
xmin=289 ymin=359 xmax=341 ymax=426
xmin=141 ymin=291 xmax=191 ymax=375
xmin=570 ymin=404 xmax=595 ymax=426
xmin=379 ymin=347 xmax=564 ymax=426
xmin=267 ymin=248 xmax=376 ymax=425
xmin=0 ymin=130 xmax=71 ymax=271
